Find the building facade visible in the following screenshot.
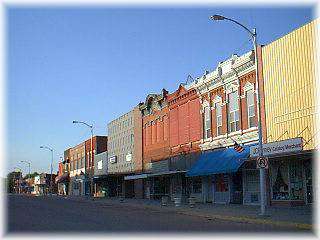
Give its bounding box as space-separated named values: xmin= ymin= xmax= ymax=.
xmin=186 ymin=50 xmax=261 ymax=205
xmin=85 ymin=136 xmax=108 ymax=194
xmin=69 ymin=142 xmax=86 ymax=196
xmin=93 ymin=150 xmax=108 ymax=197
xmin=260 ymin=19 xmax=318 ymax=206
xmin=107 ymin=105 xmax=142 ymax=197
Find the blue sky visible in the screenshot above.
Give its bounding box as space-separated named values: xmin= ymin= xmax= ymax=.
xmin=6 ymin=5 xmax=314 ymax=176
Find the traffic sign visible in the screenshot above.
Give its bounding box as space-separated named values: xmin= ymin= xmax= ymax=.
xmin=256 ymin=156 xmax=268 ymax=169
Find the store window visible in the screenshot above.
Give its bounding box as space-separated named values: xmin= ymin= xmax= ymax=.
xmin=215 ymin=101 xmax=222 ymax=136
xmin=215 ymin=174 xmax=229 ymax=192
xmin=192 ymin=177 xmax=202 ymax=193
xmin=245 ymin=170 xmax=259 ymax=192
xmin=271 ymin=162 xmax=289 ymax=200
xmin=289 ymin=161 xmax=304 ymax=200
xmin=271 ymin=161 xmax=305 ymax=201
xmin=246 ymin=89 xmax=256 ymax=128
xmin=204 ymin=106 xmax=211 ymax=139
xmin=228 ymin=91 xmax=240 ymax=133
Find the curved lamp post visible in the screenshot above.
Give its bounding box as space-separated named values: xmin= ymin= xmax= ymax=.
xmin=73 ymin=120 xmax=94 ymax=196
xmin=20 ymin=160 xmax=31 ymax=177
xmin=40 ymin=145 xmax=54 ymax=195
xmin=20 ymin=160 xmax=31 ymax=194
xmin=210 ymin=14 xmax=266 ymax=215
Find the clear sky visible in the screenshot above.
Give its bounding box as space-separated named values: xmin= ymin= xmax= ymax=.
xmin=6 ymin=5 xmax=314 ymax=176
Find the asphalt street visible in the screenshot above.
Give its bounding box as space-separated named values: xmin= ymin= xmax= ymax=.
xmin=6 ymin=194 xmax=310 ymax=234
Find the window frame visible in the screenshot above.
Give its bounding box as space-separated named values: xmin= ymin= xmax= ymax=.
xmin=246 ymin=88 xmax=256 ymax=128
xmin=228 ymin=91 xmax=240 ymax=133
xmin=204 ymin=105 xmax=211 ymax=139
xmin=215 ymin=101 xmax=223 ymax=136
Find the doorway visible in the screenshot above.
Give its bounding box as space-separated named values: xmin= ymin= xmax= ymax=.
xmin=231 ymin=172 xmax=243 ymax=204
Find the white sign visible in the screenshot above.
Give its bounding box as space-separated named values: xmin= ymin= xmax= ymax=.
xmin=126 ymin=153 xmax=132 ymax=162
xmin=109 ymin=156 xmax=117 ymax=164
xmin=97 ymin=160 xmax=103 ymax=170
xmin=256 ymin=156 xmax=268 ymax=169
xmin=34 ymin=176 xmax=40 ymax=185
xmin=250 ymin=137 xmax=303 ymax=157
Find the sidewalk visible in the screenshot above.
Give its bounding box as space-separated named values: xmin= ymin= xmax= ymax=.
xmin=63 ymin=195 xmax=313 ymax=230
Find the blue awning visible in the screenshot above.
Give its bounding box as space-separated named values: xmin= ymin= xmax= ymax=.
xmin=186 ymin=145 xmax=253 ymax=177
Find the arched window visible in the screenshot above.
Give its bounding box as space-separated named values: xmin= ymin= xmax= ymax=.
xmin=204 ymin=106 xmax=211 ymax=139
xmin=246 ymin=88 xmax=256 ymax=128
xmin=228 ymin=91 xmax=240 ymax=132
xmin=215 ymin=101 xmax=222 ymax=136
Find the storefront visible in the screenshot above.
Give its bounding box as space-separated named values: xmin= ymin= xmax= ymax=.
xmin=124 ymin=174 xmax=147 ymax=199
xmin=269 ymin=151 xmax=313 ymax=206
xmin=70 ymin=175 xmax=85 ymax=196
xmin=187 ymin=145 xmax=253 ymax=204
xmin=249 ymin=138 xmax=313 ymax=206
xmin=55 ymin=173 xmax=69 ymax=195
xmin=242 ymin=161 xmax=260 ymax=205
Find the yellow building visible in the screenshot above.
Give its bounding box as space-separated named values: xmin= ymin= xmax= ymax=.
xmin=261 ymin=19 xmax=318 ymax=205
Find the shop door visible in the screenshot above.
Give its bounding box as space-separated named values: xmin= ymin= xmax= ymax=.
xmin=231 ymin=172 xmax=243 ymax=204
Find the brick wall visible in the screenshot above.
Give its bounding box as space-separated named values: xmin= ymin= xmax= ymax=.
xmin=167 ymin=85 xmax=202 ymax=156
xmin=142 ymin=105 xmax=170 ymax=167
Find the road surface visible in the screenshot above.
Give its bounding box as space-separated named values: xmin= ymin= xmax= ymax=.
xmin=7 ymin=194 xmax=310 ymax=233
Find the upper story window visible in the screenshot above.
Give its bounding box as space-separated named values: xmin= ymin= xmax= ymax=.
xmin=215 ymin=101 xmax=223 ymax=136
xmin=204 ymin=106 xmax=211 ymax=139
xmin=228 ymin=91 xmax=240 ymax=133
xmin=246 ymin=89 xmax=256 ymax=128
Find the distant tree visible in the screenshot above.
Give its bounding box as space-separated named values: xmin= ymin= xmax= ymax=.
xmin=23 ymin=172 xmax=39 ymax=180
xmin=6 ymin=171 xmax=22 ymax=193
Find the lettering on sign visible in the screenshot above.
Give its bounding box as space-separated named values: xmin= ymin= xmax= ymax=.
xmin=250 ymin=138 xmax=302 ymax=157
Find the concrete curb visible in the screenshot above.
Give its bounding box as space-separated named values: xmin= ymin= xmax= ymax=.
xmin=64 ymin=196 xmax=313 ymax=230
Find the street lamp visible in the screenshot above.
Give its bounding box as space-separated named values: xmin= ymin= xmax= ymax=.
xmin=20 ymin=160 xmax=31 ymax=177
xmin=210 ymin=14 xmax=266 ymax=215
xmin=40 ymin=145 xmax=54 ymax=195
xmin=20 ymin=160 xmax=31 ymax=194
xmin=73 ymin=120 xmax=94 ymax=196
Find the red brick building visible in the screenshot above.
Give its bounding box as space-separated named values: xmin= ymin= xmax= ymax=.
xmin=167 ymin=84 xmax=202 ymax=156
xmin=85 ymin=136 xmax=108 ymax=174
xmin=139 ymin=89 xmax=170 ymax=171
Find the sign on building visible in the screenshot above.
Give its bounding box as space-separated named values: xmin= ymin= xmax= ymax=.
xmin=250 ymin=137 xmax=303 ymax=157
xmin=126 ymin=153 xmax=132 ymax=162
xmin=109 ymin=156 xmax=117 ymax=164
xmin=256 ymin=156 xmax=268 ymax=169
xmin=97 ymin=160 xmax=103 ymax=170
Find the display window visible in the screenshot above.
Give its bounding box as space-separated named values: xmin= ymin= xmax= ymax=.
xmin=289 ymin=161 xmax=304 ymax=200
xmin=215 ymin=174 xmax=229 ymax=192
xmin=271 ymin=162 xmax=289 ymax=200
xmin=271 ymin=160 xmax=305 ymax=201
xmin=192 ymin=177 xmax=202 ymax=193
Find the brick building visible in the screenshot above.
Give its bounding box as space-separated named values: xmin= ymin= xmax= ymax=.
xmin=69 ymin=142 xmax=86 ymax=195
xmin=55 ymin=149 xmax=71 ymax=195
xmin=186 ymin=50 xmax=261 ymax=204
xmin=167 ymin=84 xmax=202 ymax=156
xmin=85 ymin=136 xmax=108 ymax=195
xmin=131 ymin=89 xmax=171 ymax=199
